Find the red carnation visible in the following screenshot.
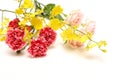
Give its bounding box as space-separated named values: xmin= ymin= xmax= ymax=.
xmin=6 ymin=28 xmax=25 ymax=51
xmin=39 ymin=27 xmax=56 ymax=47
xmin=28 ymin=39 xmax=47 ymax=57
xmin=8 ymin=18 xmax=20 ymax=29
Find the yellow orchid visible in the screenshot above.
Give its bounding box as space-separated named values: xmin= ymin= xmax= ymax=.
xmin=49 ymin=18 xmax=65 ymax=30
xmin=15 ymin=7 xmax=24 ymax=15
xmin=0 ymin=0 xmax=107 ymax=55
xmin=61 ymin=29 xmax=80 ymax=41
xmin=51 ymin=5 xmax=63 ymax=18
xmin=0 ymin=28 xmax=7 ymax=41
xmin=21 ymin=0 xmax=34 ymax=9
xmin=30 ymin=17 xmax=43 ymax=30
xmin=0 ymin=17 xmax=10 ymax=27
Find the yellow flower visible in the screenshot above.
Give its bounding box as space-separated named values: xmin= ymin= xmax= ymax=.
xmin=34 ymin=9 xmax=43 ymax=15
xmin=49 ymin=18 xmax=65 ymax=30
xmin=86 ymin=41 xmax=97 ymax=50
xmin=0 ymin=28 xmax=7 ymax=35
xmin=79 ymin=35 xmax=89 ymax=43
xmin=79 ymin=32 xmax=93 ymax=43
xmin=0 ymin=28 xmax=7 ymax=41
xmin=0 ymin=17 xmax=10 ymax=27
xmin=31 ymin=17 xmax=43 ymax=30
xmin=98 ymin=40 xmax=107 ymax=48
xmin=19 ymin=13 xmax=35 ymax=26
xmin=61 ymin=29 xmax=79 ymax=41
xmin=23 ymin=28 xmax=33 ymax=43
xmin=0 ymin=36 xmax=6 ymax=41
xmin=97 ymin=40 xmax=107 ymax=53
xmin=51 ymin=5 xmax=63 ymax=18
xmin=21 ymin=0 xmax=34 ymax=8
xmin=19 ymin=19 xmax=27 ymax=26
xmin=15 ymin=7 xmax=24 ymax=15
xmin=24 ymin=13 xmax=35 ymax=20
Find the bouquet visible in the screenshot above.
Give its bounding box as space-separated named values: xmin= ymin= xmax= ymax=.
xmin=0 ymin=0 xmax=107 ymax=58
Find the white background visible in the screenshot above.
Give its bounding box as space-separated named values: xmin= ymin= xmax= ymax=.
xmin=0 ymin=0 xmax=120 ymax=80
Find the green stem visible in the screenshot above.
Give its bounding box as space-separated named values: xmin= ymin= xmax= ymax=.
xmin=76 ymin=29 xmax=98 ymax=44
xmin=60 ymin=28 xmax=64 ymax=31
xmin=76 ymin=29 xmax=86 ymax=34
xmin=36 ymin=0 xmax=45 ymax=6
xmin=0 ymin=9 xmax=17 ymax=18
xmin=43 ymin=19 xmax=48 ymax=26
xmin=19 ymin=0 xmax=23 ymax=7
xmin=62 ymin=13 xmax=67 ymax=17
xmin=89 ymin=38 xmax=98 ymax=44
xmin=0 ymin=9 xmax=15 ymax=13
xmin=16 ymin=43 xmax=28 ymax=54
xmin=64 ymin=40 xmax=67 ymax=44
xmin=30 ymin=8 xmax=33 ymax=12
xmin=34 ymin=0 xmax=45 ymax=11
xmin=1 ymin=11 xmax=3 ymax=27
xmin=76 ymin=29 xmax=106 ymax=52
xmin=34 ymin=0 xmax=37 ymax=10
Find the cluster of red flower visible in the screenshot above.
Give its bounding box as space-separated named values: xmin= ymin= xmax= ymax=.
xmin=6 ymin=18 xmax=56 ymax=57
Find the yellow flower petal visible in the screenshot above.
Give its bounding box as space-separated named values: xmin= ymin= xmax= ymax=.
xmin=79 ymin=35 xmax=89 ymax=43
xmin=51 ymin=5 xmax=63 ymax=18
xmin=0 ymin=36 xmax=6 ymax=41
xmin=31 ymin=17 xmax=43 ymax=30
xmin=49 ymin=19 xmax=65 ymax=30
xmin=15 ymin=7 xmax=24 ymax=15
xmin=0 ymin=28 xmax=7 ymax=41
xmin=0 ymin=17 xmax=10 ymax=27
xmin=98 ymin=40 xmax=107 ymax=48
xmin=21 ymin=0 xmax=34 ymax=8
xmin=19 ymin=19 xmax=27 ymax=26
xmin=61 ymin=29 xmax=79 ymax=41
xmin=24 ymin=28 xmax=33 ymax=43
xmin=86 ymin=42 xmax=97 ymax=50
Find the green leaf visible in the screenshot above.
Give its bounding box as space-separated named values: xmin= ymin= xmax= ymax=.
xmin=55 ymin=14 xmax=64 ymax=21
xmin=101 ymin=49 xmax=107 ymax=53
xmin=81 ymin=23 xmax=86 ymax=27
xmin=44 ymin=4 xmax=55 ymax=14
xmin=62 ymin=13 xmax=67 ymax=17
xmin=43 ymin=3 xmax=55 ymax=19
xmin=64 ymin=40 xmax=67 ymax=44
xmin=34 ymin=0 xmax=42 ymax=10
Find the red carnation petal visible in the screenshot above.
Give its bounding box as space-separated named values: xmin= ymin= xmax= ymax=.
xmin=28 ymin=39 xmax=48 ymax=57
xmin=8 ymin=18 xmax=20 ymax=29
xmin=39 ymin=27 xmax=57 ymax=47
xmin=6 ymin=28 xmax=26 ymax=51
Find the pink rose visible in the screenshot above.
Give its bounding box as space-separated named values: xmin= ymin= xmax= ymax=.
xmin=85 ymin=20 xmax=96 ymax=34
xmin=66 ymin=10 xmax=83 ymax=26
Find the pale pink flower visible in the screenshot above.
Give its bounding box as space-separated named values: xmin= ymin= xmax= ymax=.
xmin=66 ymin=10 xmax=83 ymax=26
xmin=67 ymin=40 xmax=84 ymax=48
xmin=85 ymin=20 xmax=96 ymax=34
